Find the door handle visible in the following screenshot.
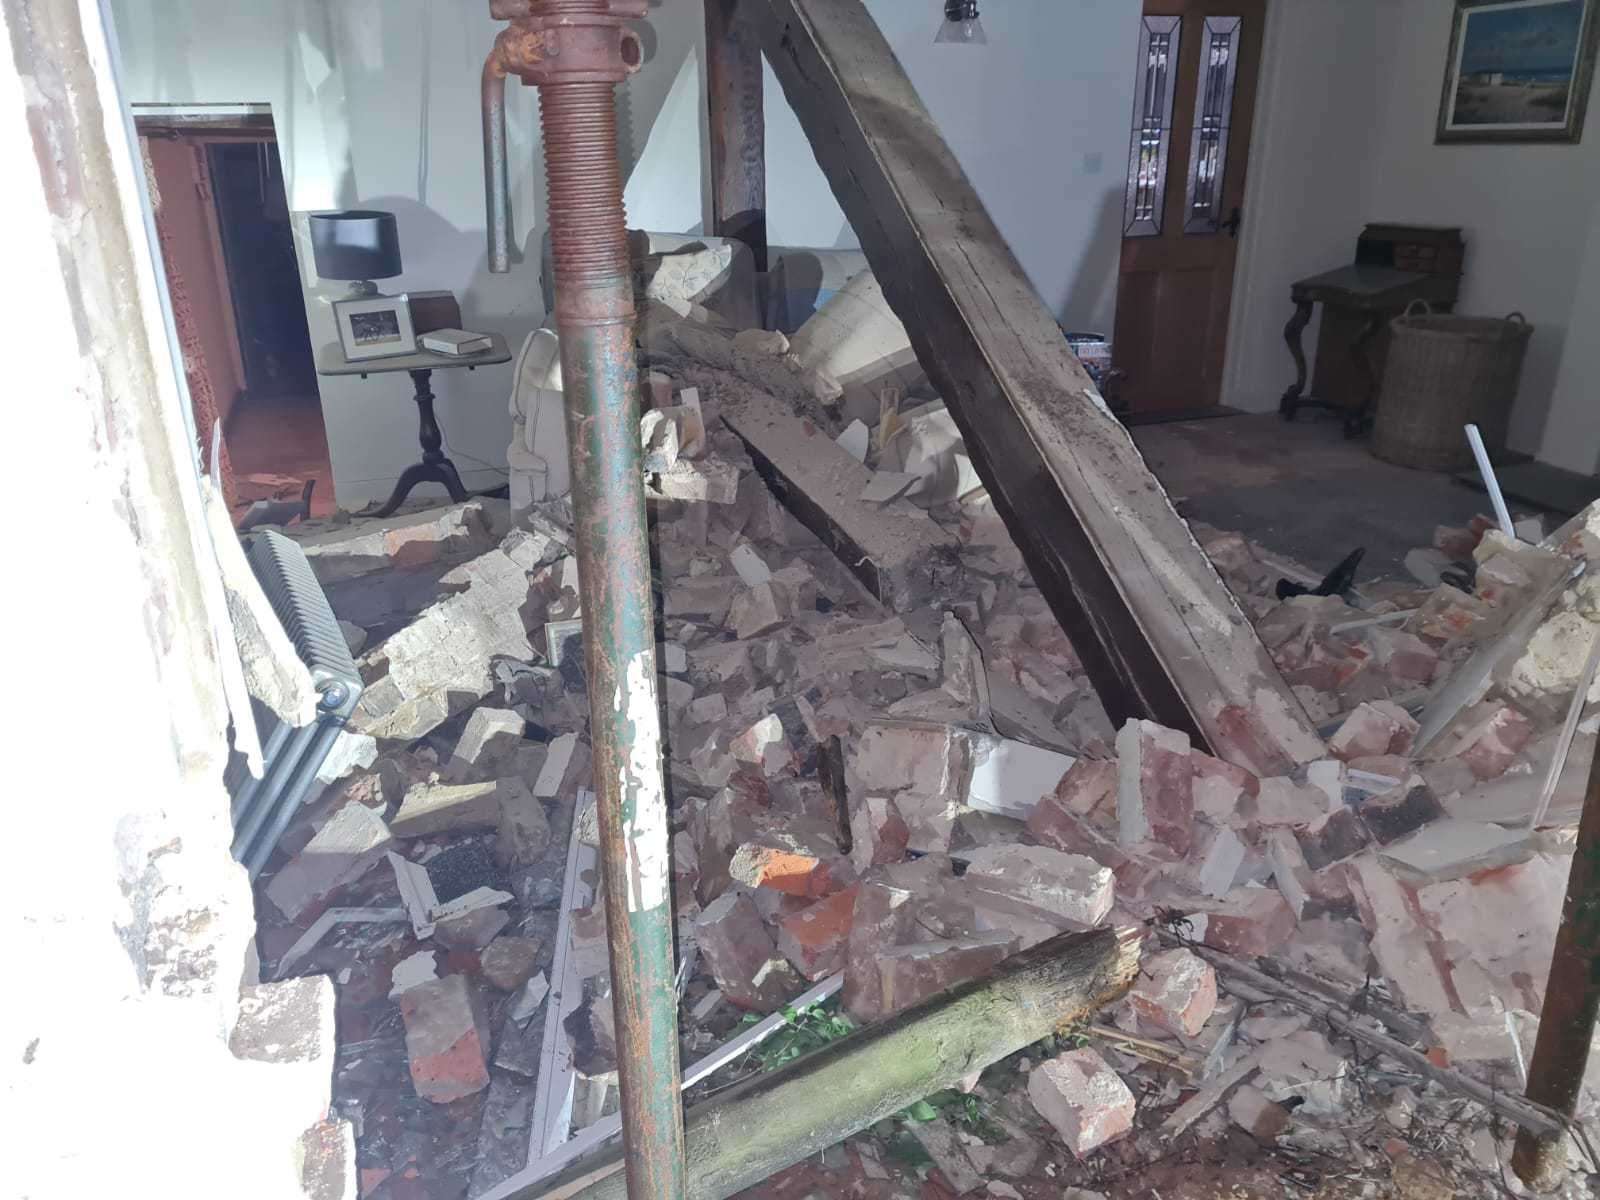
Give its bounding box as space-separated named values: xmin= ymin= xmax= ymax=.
xmin=1221 ymin=206 xmax=1242 ymax=238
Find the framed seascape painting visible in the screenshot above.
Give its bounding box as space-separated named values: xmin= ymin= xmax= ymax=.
xmin=1438 ymin=0 xmax=1600 ymax=142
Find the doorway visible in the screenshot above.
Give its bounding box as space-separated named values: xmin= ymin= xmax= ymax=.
xmin=136 ymin=110 xmax=333 ymax=523
xmin=1112 ymin=1 xmax=1267 ymax=416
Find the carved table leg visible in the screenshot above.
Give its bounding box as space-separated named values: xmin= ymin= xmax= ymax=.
xmin=1278 ymin=299 xmax=1314 ymax=420
xmin=372 ymin=368 xmax=470 ymax=517
xmin=1345 ymin=313 xmax=1384 ymax=438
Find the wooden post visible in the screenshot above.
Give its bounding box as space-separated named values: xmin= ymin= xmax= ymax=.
xmin=520 ymin=926 xmax=1142 ymax=1200
xmin=1512 ymin=733 xmax=1600 ymax=1189
xmin=746 ymin=0 xmax=1324 ymax=775
xmin=703 ymin=0 xmax=767 ymax=271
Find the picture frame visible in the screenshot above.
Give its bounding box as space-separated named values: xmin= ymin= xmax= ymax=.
xmin=1437 ymin=0 xmax=1600 ymax=143
xmin=333 ymin=293 xmax=416 ymax=361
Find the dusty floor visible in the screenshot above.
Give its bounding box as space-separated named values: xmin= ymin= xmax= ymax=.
xmin=1133 ymin=412 xmax=1550 ymax=583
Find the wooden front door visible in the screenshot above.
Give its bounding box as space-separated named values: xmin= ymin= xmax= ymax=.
xmin=1113 ymin=0 xmax=1266 ymax=414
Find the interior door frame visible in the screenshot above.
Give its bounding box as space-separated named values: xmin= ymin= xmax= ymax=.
xmin=1114 ymin=0 xmax=1269 ymax=415
xmin=133 ymin=104 xmax=282 ymax=418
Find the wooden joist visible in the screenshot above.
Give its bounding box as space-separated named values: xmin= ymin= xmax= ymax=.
xmin=750 ymin=0 xmax=1324 ymax=774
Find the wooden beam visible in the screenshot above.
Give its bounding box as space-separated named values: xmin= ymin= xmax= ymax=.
xmin=523 ymin=927 xmax=1142 ymax=1199
xmin=704 ymin=0 xmax=768 ymax=271
xmin=749 ymin=0 xmax=1324 ymax=775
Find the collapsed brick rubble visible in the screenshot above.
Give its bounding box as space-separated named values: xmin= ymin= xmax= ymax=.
xmin=248 ymin=259 xmax=1600 ymax=1200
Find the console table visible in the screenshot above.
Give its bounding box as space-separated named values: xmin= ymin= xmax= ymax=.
xmin=316 ymin=334 xmax=511 ymax=518
xmin=1279 ymin=224 xmax=1464 ymax=436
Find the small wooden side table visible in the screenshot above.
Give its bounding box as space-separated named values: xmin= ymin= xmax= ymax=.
xmin=317 ymin=335 xmax=512 ymax=517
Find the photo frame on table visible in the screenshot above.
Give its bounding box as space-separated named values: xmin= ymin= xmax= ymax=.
xmin=1437 ymin=0 xmax=1600 ymax=143
xmin=333 ymin=293 xmax=416 ymax=361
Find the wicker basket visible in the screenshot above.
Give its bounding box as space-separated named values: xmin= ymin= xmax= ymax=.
xmin=1370 ymin=303 xmax=1532 ymax=472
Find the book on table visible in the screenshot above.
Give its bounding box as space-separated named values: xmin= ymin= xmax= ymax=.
xmin=420 ymin=328 xmax=493 ymax=356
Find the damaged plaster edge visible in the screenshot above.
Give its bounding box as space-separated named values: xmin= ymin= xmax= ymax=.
xmin=9 ymin=0 xmax=259 ymax=1016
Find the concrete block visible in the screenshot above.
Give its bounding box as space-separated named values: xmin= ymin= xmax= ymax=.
xmin=730 ymin=581 xmax=793 ymax=639
xmin=265 ymin=803 xmax=393 ymax=921
xmin=496 ymin=783 xmax=552 ymax=867
xmin=349 ymin=549 xmax=537 ymax=740
xmin=297 ymin=501 xmax=494 ymax=583
xmin=1378 ymin=819 xmax=1534 ymax=885
xmin=966 ymin=735 xmax=1076 ymax=821
xmin=446 ymin=707 xmax=525 ymax=781
xmin=647 ymin=455 xmax=740 ymax=504
xmin=390 ymin=779 xmax=521 ymax=839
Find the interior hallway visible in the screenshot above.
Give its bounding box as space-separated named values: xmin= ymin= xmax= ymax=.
xmin=227 ymin=392 xmax=338 ymax=519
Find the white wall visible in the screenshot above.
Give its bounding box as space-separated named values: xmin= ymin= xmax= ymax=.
xmin=108 ymin=0 xmax=707 ymax=509
xmin=1363 ymin=1 xmax=1600 ymax=473
xmin=1226 ymin=0 xmax=1600 ymax=476
xmin=1223 ymin=0 xmax=1385 ymax=413
xmin=764 ymin=0 xmax=1142 ymax=332
xmin=108 ymin=0 xmax=1139 ymax=506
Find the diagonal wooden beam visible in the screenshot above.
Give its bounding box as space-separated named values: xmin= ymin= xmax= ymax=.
xmin=750 ymin=0 xmax=1323 ymax=775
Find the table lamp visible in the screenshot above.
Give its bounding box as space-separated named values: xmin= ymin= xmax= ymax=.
xmin=310 ymin=210 xmax=402 ymax=297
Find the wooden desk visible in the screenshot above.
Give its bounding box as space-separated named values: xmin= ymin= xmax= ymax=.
xmin=1279 ymin=224 xmax=1464 ymax=437
xmin=316 ymin=334 xmax=512 ymax=517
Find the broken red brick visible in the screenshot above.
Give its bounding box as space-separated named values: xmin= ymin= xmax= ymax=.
xmin=776 ymin=885 xmax=859 ymax=980
xmin=728 ymin=831 xmax=854 ymax=898
xmin=1116 ymin=719 xmax=1194 ymax=855
xmin=1028 ymin=1048 xmax=1135 ymax=1157
xmin=694 ymin=891 xmax=803 ymax=1012
xmin=1201 ymin=887 xmax=1297 ymax=957
xmin=877 ymin=933 xmax=1015 ymax=1017
xmin=963 ymin=844 xmax=1114 ymax=926
xmin=398 ymin=975 xmax=490 ymax=1104
xmin=848 ymin=794 xmax=910 ymax=871
xmin=1129 ymin=947 xmax=1217 ymax=1037
xmin=1296 ymin=807 xmax=1371 ymax=870
xmin=1228 ymin=1084 xmax=1290 ymax=1141
xmin=842 ymin=880 xmax=917 ymax=1022
xmin=1328 ymin=701 xmax=1419 ymax=762
xmin=1452 ymin=703 xmax=1535 ymax=781
xmin=1357 ymin=782 xmax=1444 ymax=846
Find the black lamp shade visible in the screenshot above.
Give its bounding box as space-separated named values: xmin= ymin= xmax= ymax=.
xmin=310 ymin=210 xmax=402 ymax=281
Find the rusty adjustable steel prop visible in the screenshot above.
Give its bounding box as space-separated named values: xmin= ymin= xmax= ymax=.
xmin=481 ymin=4 xmax=686 ymax=1197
